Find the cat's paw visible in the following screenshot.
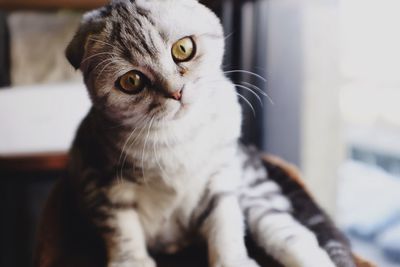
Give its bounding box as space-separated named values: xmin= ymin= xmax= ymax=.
xmin=133 ymin=258 xmax=156 ymax=267
xmin=216 ymin=258 xmax=261 ymax=267
xmin=108 ymin=257 xmax=156 ymax=267
xmin=281 ymin=237 xmax=337 ymax=267
xmin=285 ymin=249 xmax=336 ymax=267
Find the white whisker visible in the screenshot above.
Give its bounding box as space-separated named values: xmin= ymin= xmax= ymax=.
xmin=224 ymin=69 xmax=267 ymax=83
xmin=87 ymin=37 xmax=122 ymax=52
xmin=241 ymin=81 xmax=275 ymax=105
xmin=236 ymin=93 xmax=256 ymax=117
xmin=153 ymin=129 xmax=168 ymax=180
xmin=118 ymin=125 xmax=139 ymax=183
xmin=92 ymin=58 xmax=115 ymax=73
xmin=234 ymin=84 xmax=263 ymax=107
xmin=225 ymin=32 xmax=234 ymax=40
xmin=141 ymin=117 xmax=155 ymax=185
xmin=161 ymin=119 xmax=175 ymax=153
xmin=120 ymin=117 xmax=147 ymax=182
xmin=97 ymin=60 xmax=116 ymax=79
xmin=82 ymin=51 xmax=118 ymax=64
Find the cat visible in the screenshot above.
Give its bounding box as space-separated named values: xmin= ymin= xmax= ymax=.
xmin=65 ymin=0 xmax=356 ymax=267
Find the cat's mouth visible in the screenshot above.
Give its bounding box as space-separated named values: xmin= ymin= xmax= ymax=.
xmin=161 ymin=87 xmax=191 ymax=120
xmin=173 ymin=103 xmax=189 ymax=120
xmin=161 ymin=98 xmax=189 ymax=121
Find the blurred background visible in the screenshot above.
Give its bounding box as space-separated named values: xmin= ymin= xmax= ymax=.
xmin=0 ymin=0 xmax=399 ymax=266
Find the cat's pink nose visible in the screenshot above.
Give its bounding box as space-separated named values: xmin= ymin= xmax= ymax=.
xmin=170 ymin=89 xmax=182 ymax=101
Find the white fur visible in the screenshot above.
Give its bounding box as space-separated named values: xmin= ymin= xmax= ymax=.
xmin=107 ymin=210 xmax=155 ymax=267
xmin=77 ymin=1 xmax=337 ymax=267
xmin=248 ymin=210 xmax=335 ymax=267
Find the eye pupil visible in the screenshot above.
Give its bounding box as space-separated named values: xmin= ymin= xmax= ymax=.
xmin=129 ymin=76 xmax=136 ymax=85
xmin=117 ymin=70 xmax=148 ymax=94
xmin=172 ymin=37 xmax=196 ymax=63
xmin=180 ymin=45 xmax=186 ymax=53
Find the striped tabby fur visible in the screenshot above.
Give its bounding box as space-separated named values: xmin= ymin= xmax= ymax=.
xmin=64 ymin=1 xmax=357 ymax=266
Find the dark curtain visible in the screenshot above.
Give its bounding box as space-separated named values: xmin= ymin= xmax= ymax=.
xmin=203 ymin=0 xmax=267 ymax=148
xmin=0 ymin=11 xmax=10 ymax=87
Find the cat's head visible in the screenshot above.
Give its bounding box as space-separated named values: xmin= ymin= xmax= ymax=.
xmin=67 ymin=0 xmax=227 ymax=125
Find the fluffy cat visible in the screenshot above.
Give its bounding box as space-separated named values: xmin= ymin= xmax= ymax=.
xmin=65 ymin=0 xmax=356 ymax=266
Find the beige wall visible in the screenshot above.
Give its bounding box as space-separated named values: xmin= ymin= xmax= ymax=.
xmin=8 ymin=11 xmax=82 ymax=86
xmin=301 ymin=2 xmax=344 ymax=216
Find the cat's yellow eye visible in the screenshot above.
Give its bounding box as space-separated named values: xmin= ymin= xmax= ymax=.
xmin=117 ymin=70 xmax=148 ymax=94
xmin=172 ymin=37 xmax=196 ymax=63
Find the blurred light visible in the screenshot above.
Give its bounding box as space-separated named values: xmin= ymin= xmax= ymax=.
xmin=340 ymin=0 xmax=400 ymax=85
xmin=339 ymin=0 xmax=400 ymax=128
xmin=340 ymin=85 xmax=400 ymax=127
xmin=380 ymin=90 xmax=400 ymax=126
xmin=339 ymin=85 xmax=379 ymax=126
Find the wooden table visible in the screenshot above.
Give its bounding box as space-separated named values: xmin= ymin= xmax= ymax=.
xmin=0 ymin=153 xmax=68 ymax=174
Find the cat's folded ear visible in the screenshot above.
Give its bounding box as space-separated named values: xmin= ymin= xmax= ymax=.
xmin=66 ymin=9 xmax=108 ymax=70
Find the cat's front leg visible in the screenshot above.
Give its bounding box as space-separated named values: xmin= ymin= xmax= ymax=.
xmin=199 ymin=192 xmax=260 ymax=267
xmin=246 ymin=205 xmax=336 ymax=267
xmin=103 ymin=209 xmax=156 ymax=267
xmin=83 ymin=180 xmax=155 ymax=267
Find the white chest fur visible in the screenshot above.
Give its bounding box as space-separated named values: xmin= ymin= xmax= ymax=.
xmin=107 ymin=81 xmax=242 ymax=251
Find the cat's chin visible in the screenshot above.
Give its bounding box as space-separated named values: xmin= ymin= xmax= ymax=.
xmin=161 ymin=100 xmax=189 ymax=121
xmin=172 ymin=104 xmax=190 ymax=120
